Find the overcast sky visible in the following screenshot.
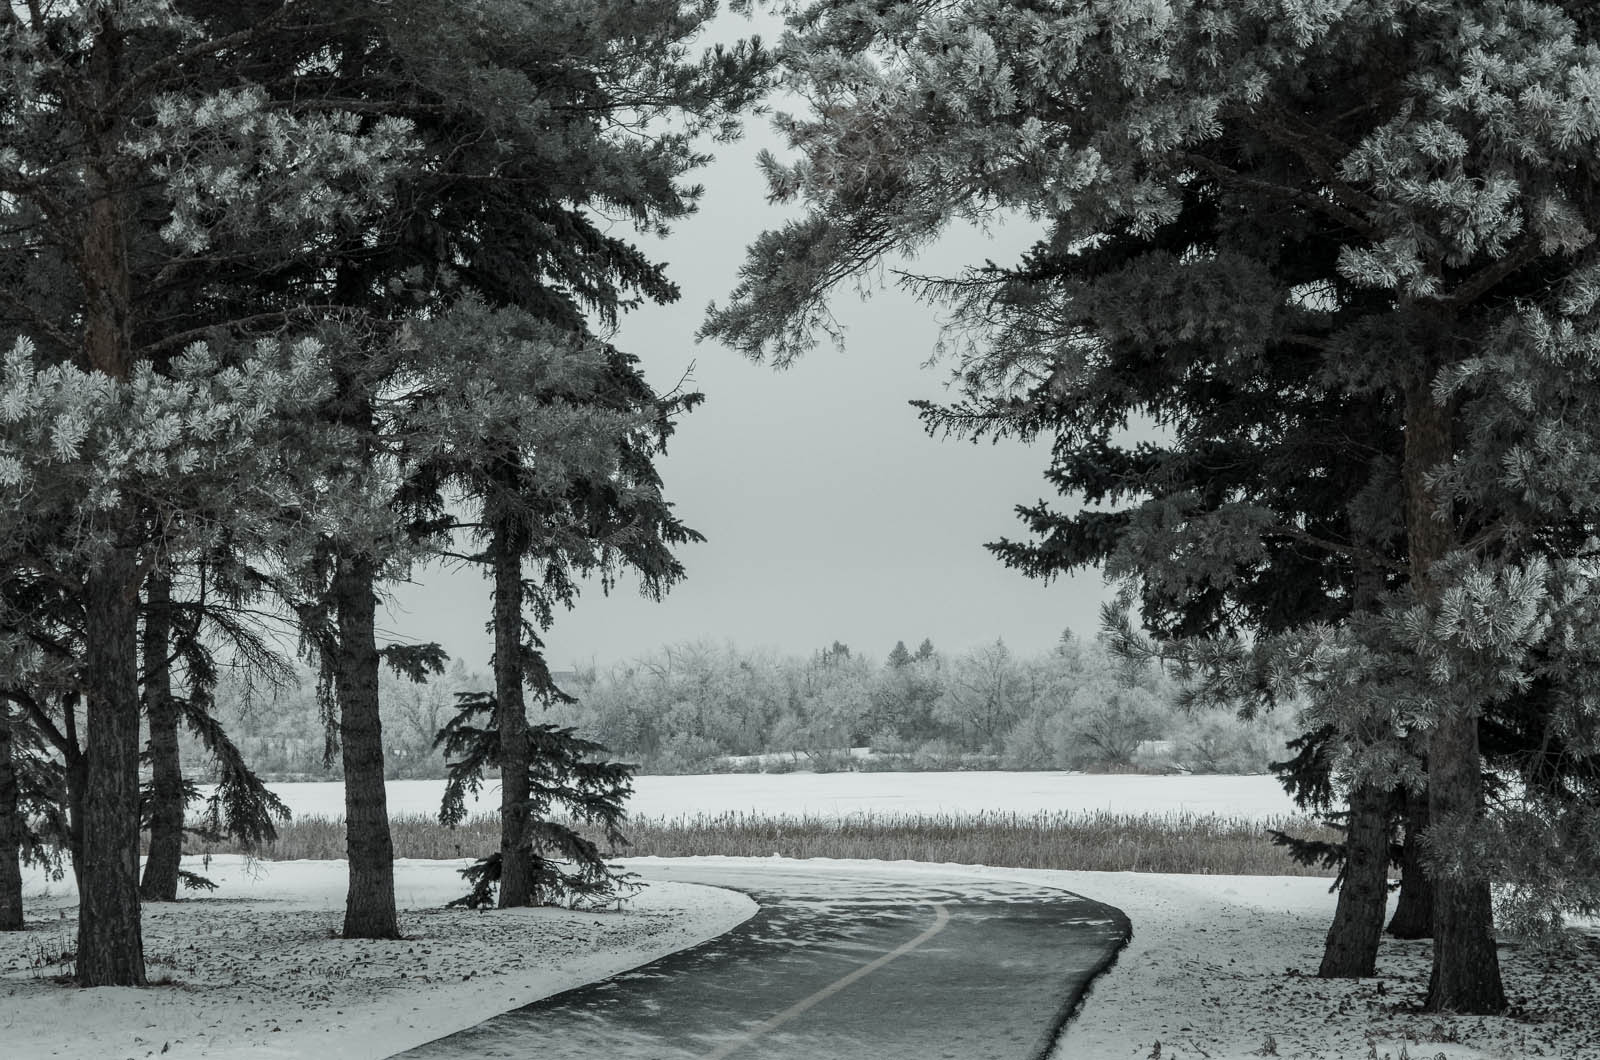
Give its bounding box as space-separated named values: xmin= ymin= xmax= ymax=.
xmin=382 ymin=28 xmax=1115 ymax=672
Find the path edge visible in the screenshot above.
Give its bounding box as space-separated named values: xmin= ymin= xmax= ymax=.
xmin=1026 ymin=899 xmax=1134 ymax=1060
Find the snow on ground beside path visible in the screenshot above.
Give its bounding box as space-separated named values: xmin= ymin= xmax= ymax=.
xmin=1039 ymin=871 xmax=1600 ymax=1060
xmin=7 ymin=852 xmax=1599 ymax=1060
xmin=625 ymin=856 xmax=1599 ymax=1060
xmin=2 ymin=856 xmax=755 ymax=1060
xmin=239 ymin=771 xmax=1302 ymax=822
xmin=618 ymin=856 xmax=1597 ymax=1060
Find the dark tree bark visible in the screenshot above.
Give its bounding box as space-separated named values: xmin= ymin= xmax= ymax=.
xmin=333 ymin=551 xmax=399 ymax=940
xmin=0 ymin=708 xmax=23 ymax=930
xmin=1403 ymin=375 xmax=1504 ymax=1013
xmin=62 ymin=704 xmax=86 ymax=891
xmin=1387 ymin=787 xmax=1433 ymax=939
xmin=1425 ymin=718 xmax=1504 ymax=1012
xmin=1318 ymin=780 xmax=1390 ymax=977
xmin=69 ymin=9 xmax=147 ymax=986
xmin=139 ymin=574 xmax=183 ymax=902
xmin=492 ymin=510 xmax=534 ymax=908
xmin=78 ymin=546 xmax=147 ymax=986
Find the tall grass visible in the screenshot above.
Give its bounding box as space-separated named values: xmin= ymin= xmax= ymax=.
xmin=185 ymin=809 xmax=1338 ymax=876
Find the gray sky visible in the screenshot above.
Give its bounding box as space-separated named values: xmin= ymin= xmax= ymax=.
xmin=383 ymin=44 xmax=1115 ymax=672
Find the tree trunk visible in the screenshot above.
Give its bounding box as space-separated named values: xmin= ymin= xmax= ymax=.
xmin=139 ymin=574 xmax=183 ymax=902
xmin=77 ymin=547 xmax=147 ymax=986
xmin=73 ymin=10 xmax=145 ymax=986
xmin=0 ymin=708 xmax=23 ymax=930
xmin=1388 ymin=786 xmax=1433 ymax=939
xmin=63 ymin=710 xmax=86 ymax=892
xmin=1403 ymin=374 xmax=1503 ymax=1013
xmin=1318 ymin=780 xmax=1389 ymax=978
xmin=493 ymin=514 xmax=534 ymax=908
xmin=1425 ymin=717 xmax=1504 ymax=1012
xmin=333 ymin=552 xmax=399 ymax=940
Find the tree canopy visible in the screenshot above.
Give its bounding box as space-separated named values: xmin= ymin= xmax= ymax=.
xmin=0 ymin=0 xmax=770 ymax=979
xmin=705 ymin=0 xmax=1600 ymax=1012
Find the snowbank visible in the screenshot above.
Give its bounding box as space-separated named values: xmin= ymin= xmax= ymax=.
xmin=2 ymin=856 xmax=755 ymax=1060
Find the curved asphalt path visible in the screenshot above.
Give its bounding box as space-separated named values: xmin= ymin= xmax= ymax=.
xmin=393 ymin=861 xmax=1130 ymax=1060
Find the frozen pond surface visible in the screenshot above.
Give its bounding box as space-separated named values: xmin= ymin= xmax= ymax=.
xmin=247 ymin=771 xmax=1300 ymax=823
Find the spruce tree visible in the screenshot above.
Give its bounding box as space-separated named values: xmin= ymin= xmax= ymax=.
xmin=437 ymin=691 xmax=638 ymax=911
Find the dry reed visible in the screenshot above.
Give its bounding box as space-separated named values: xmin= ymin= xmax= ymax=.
xmin=186 ymin=808 xmax=1338 ymax=876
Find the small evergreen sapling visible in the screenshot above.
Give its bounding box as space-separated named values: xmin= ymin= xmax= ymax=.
xmin=436 ymin=691 xmax=638 ymax=911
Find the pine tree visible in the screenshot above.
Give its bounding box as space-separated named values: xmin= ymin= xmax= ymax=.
xmin=138 ymin=573 xmax=182 ymax=902
xmin=148 ymin=0 xmax=767 ymax=933
xmin=703 ymin=0 xmax=1600 ymax=1013
xmin=331 ymin=0 xmax=770 ymax=910
xmin=0 ymin=0 xmax=416 ymax=982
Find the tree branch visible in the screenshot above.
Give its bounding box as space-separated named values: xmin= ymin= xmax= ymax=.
xmin=1263 ymin=524 xmax=1401 ymax=570
xmin=2 ymin=687 xmax=75 ymax=762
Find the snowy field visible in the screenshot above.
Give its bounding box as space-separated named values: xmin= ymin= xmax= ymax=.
xmin=253 ymin=770 xmax=1305 ymax=823
xmin=9 ymin=774 xmax=1597 ymax=1060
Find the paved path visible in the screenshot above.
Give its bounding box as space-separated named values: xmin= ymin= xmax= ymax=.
xmin=394 ymin=862 xmax=1129 ymax=1060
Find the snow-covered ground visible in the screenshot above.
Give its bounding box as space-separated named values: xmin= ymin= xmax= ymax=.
xmin=1036 ymin=867 xmax=1600 ymax=1060
xmin=11 ymin=775 xmax=1596 ymax=1060
xmin=4 ymin=856 xmax=754 ymax=1060
xmin=253 ymin=770 xmax=1304 ymax=822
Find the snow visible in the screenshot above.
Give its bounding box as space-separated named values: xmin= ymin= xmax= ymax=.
xmin=714 ymin=746 xmax=876 ymax=770
xmin=1040 ymin=870 xmax=1600 ymax=1060
xmin=11 ymin=775 xmax=1597 ymax=1060
xmin=3 ymin=856 xmax=755 ymax=1060
xmin=247 ymin=771 xmax=1303 ymax=822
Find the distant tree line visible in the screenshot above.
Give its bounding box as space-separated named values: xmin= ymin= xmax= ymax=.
xmin=566 ymin=634 xmax=1304 ymax=775
xmin=556 ymin=634 xmax=1302 ymax=775
xmin=198 ymin=633 xmax=1299 ymax=779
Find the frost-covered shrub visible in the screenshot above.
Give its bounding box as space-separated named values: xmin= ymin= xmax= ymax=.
xmin=1001 ymin=710 xmax=1059 ymax=769
xmin=646 ymin=733 xmax=721 ymax=775
xmin=1170 ymin=712 xmax=1297 ymax=774
xmin=912 ymin=738 xmax=964 ymax=770
xmin=1053 ymin=685 xmax=1170 ymax=769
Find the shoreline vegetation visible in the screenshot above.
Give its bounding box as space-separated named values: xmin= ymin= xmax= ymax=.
xmin=177 ymin=809 xmax=1341 ymax=878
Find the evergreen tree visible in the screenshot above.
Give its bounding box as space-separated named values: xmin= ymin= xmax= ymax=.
xmin=703 ymin=0 xmax=1600 ymax=1012
xmin=205 ymin=0 xmax=769 ymax=916
xmin=0 ymin=0 xmax=417 ymax=982
xmin=410 ymin=305 xmax=703 ymax=906
xmin=887 ymin=640 xmax=913 ymax=669
xmin=138 ymin=573 xmax=181 ymax=901
xmin=139 ymin=562 xmax=296 ymax=901
xmin=437 ymin=692 xmax=637 ymax=910
xmin=179 ymin=0 xmax=767 ymax=930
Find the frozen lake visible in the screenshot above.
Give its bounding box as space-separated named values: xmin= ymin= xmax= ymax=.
xmin=249 ymin=771 xmax=1301 ymax=823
